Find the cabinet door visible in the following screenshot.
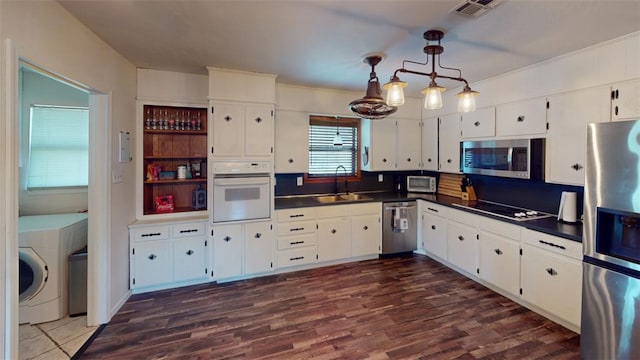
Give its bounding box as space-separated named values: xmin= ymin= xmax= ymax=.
xmin=132 ymin=241 xmax=172 ymax=289
xmin=521 ymin=243 xmax=582 ymax=327
xmin=438 ymin=114 xmax=461 ymax=173
xmin=275 ymin=111 xmax=309 ymax=173
xmin=396 ymin=119 xmax=422 ymax=170
xmin=212 ymin=223 xmax=243 ymax=279
xmin=421 ymin=117 xmax=438 ymax=171
xmin=422 ymin=213 xmax=447 ymax=260
xmin=546 ymin=87 xmax=610 ymax=185
xmin=496 ymin=98 xmax=547 ymax=136
xmin=211 ymin=102 xmax=244 ymax=157
xmin=317 ymin=218 xmax=351 ymax=262
xmin=612 ymin=79 xmax=640 ymax=121
xmin=461 ymin=107 xmax=495 ymax=138
xmin=173 ymin=237 xmax=207 ymax=282
xmin=245 ymin=104 xmax=274 ymax=157
xmin=351 ymin=214 xmax=381 ymax=257
xmin=479 ymin=232 xmax=520 ymax=296
xmin=365 ymin=118 xmax=396 ymax=171
xmin=244 ymin=221 xmax=275 ymax=275
xmin=447 ymin=220 xmax=477 ymax=275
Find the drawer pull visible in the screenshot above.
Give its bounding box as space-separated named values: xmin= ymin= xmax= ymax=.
xmin=141 ymin=232 xmax=161 ymax=237
xmin=289 ymin=227 xmax=305 ymax=232
xmin=447 ymin=159 xmax=452 ymax=163
xmin=331 ymin=229 xmax=337 ymax=234
xmin=224 ymin=236 xmax=231 ymax=242
xmin=571 ymin=163 xmax=583 ymax=171
xmin=431 ymin=225 xmax=436 ymax=230
xmin=382 ymin=158 xmax=387 ymax=163
xmin=494 ymin=249 xmax=503 ymax=255
xmin=289 ymin=214 xmax=304 ymax=218
xmin=474 ymin=121 xmax=480 ymax=127
xmin=406 ymin=158 xmax=411 ymax=162
xmin=546 ymin=268 xmax=558 ymax=276
xmin=427 ymin=208 xmax=439 ymax=213
xmin=363 ymin=225 xmax=368 ymax=230
xmin=254 ymin=233 xmax=262 ymax=238
xmin=288 ymin=158 xmax=294 ymax=163
xmin=147 ymin=254 xmax=157 ymax=260
xmin=186 ymin=249 xmax=194 ymax=256
xmin=179 ymin=229 xmax=198 ymax=234
xmin=539 ymin=240 xmax=566 ymax=250
xmin=290 ymin=256 xmax=305 ymax=261
xmin=517 ymin=115 xmax=525 ymax=122
xmin=255 ymin=116 xmax=262 ymax=123
xmin=224 ymin=115 xmax=232 ymax=122
xmin=290 ymin=241 xmax=305 ymax=245
xmin=458 ymin=235 xmax=464 ymax=241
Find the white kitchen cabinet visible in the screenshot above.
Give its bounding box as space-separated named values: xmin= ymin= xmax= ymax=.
xmin=396 ymin=118 xmax=422 ymax=170
xmin=447 ymin=209 xmax=480 ymax=276
xmin=546 ymin=86 xmax=610 ymax=185
xmin=361 ymin=117 xmax=397 ymax=171
xmin=274 ymin=110 xmax=309 ymax=173
xmin=461 ymin=107 xmax=496 ymax=139
xmin=421 ymin=202 xmax=448 ymax=260
xmin=421 ymin=117 xmax=438 ymax=171
xmin=244 ymin=221 xmax=275 ymax=275
xmin=351 ymin=213 xmax=381 ymax=257
xmin=438 ymin=113 xmax=462 ymax=173
xmin=275 ymin=207 xmax=318 ymax=269
xmin=212 ymin=223 xmax=243 ymax=279
xmin=130 ymin=219 xmax=209 ymax=293
xmin=210 ymin=102 xmax=274 ymax=159
xmin=478 ymin=218 xmax=522 ymax=297
xmin=317 ymin=217 xmax=351 ymax=262
xmin=611 ymin=79 xmax=640 ymax=121
xmin=520 ymin=229 xmax=582 ymax=328
xmin=496 ymin=98 xmax=547 ymax=137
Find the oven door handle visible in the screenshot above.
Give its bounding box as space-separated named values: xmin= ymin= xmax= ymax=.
xmin=213 ymin=177 xmax=270 ymax=186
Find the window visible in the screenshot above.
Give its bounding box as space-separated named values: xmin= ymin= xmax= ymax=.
xmin=307 ymin=115 xmax=360 ymax=181
xmin=27 ymin=105 xmax=89 ymax=189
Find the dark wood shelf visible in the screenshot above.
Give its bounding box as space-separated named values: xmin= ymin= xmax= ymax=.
xmin=144 ymin=178 xmax=207 ymax=184
xmin=144 ymin=155 xmax=207 ymax=160
xmin=144 ymin=129 xmax=206 ymax=135
xmin=143 ymin=206 xmax=207 ymax=215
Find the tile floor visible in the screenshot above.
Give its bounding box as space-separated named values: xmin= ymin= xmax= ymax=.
xmin=19 ymin=315 xmax=97 ymax=359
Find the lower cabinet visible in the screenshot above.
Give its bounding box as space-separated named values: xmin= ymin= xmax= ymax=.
xmin=212 ymin=220 xmax=275 ymax=281
xmin=129 ymin=220 xmax=208 ymax=293
xmin=317 ymin=218 xmax=351 ymax=262
xmin=421 ymin=202 xmax=448 ymax=260
xmin=351 ymin=214 xmax=381 ymax=257
xmin=520 ymin=229 xmax=582 ymax=328
xmin=446 ymin=209 xmax=480 ymax=276
xmin=479 ymin=230 xmax=521 ymax=297
xmin=276 ymin=207 xmax=318 ymax=269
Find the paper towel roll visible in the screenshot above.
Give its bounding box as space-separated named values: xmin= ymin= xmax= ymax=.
xmin=559 ymin=191 xmax=577 ymax=223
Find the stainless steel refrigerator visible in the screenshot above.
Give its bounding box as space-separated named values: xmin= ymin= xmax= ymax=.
xmin=582 ymin=119 xmax=640 ymax=359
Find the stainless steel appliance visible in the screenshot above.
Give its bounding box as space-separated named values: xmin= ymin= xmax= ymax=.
xmin=582 ymin=119 xmax=640 ymax=359
xmin=382 ymin=201 xmax=417 ymax=254
xmin=407 ymin=175 xmax=437 ymax=193
xmin=212 ymin=161 xmax=272 ymax=223
xmin=453 ymin=200 xmax=553 ymax=221
xmin=461 ymin=138 xmax=545 ymax=179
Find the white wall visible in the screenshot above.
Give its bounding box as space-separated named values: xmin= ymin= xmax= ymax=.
xmin=0 ymin=1 xmax=137 ymax=357
xmin=19 ymin=69 xmax=89 ymax=216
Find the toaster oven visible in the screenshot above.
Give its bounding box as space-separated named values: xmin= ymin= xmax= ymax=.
xmin=406 ymin=176 xmax=437 ymax=193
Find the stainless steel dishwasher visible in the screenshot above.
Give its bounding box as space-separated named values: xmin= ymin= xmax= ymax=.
xmin=382 ymin=201 xmax=417 ymax=254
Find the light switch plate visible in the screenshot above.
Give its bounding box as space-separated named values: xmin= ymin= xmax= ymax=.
xmin=296 ymin=176 xmax=303 ymax=186
xmin=378 ymin=174 xmax=383 ymax=182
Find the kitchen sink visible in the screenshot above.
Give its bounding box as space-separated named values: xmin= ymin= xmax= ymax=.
xmin=314 ymin=194 xmax=372 ymax=203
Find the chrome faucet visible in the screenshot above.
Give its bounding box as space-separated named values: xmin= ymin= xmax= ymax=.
xmin=335 ymin=165 xmax=348 ymax=195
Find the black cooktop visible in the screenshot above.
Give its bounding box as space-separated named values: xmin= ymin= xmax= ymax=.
xmin=454 ymin=200 xmax=554 ymax=221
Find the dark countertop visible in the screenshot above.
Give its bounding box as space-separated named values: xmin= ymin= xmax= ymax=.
xmin=275 ymin=191 xmax=583 ymax=243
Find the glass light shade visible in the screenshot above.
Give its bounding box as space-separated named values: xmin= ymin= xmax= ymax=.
xmin=332 ymin=132 xmax=343 ymax=148
xmin=421 ymin=85 xmax=445 ymax=110
xmin=457 ymin=88 xmax=479 ymax=113
xmin=383 ymin=79 xmax=407 ymax=106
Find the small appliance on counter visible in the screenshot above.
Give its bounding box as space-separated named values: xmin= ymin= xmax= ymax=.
xmin=557 ymin=191 xmax=577 ymax=223
xmin=407 ymin=175 xmax=436 ymax=193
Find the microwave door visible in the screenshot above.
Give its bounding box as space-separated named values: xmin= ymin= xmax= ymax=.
xmin=507 ymin=147 xmax=514 ymax=171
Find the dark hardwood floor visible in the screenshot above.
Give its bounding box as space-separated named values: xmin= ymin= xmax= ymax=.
xmin=79 ymin=254 xmax=580 ymax=359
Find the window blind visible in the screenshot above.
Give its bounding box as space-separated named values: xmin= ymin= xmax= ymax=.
xmin=27 ymin=105 xmax=89 ymax=189
xmin=308 ymin=119 xmax=358 ymax=177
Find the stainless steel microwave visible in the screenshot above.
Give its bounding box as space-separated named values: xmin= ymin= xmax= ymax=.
xmin=461 ymin=138 xmax=545 ymax=180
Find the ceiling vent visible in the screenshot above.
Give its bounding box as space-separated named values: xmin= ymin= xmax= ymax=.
xmin=451 ymin=0 xmax=503 ymax=17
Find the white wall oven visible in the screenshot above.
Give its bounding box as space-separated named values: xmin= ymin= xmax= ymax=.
xmin=212 ymin=161 xmax=272 ymax=223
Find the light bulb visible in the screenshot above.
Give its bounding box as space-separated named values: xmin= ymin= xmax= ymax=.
xmin=422 ymin=85 xmax=444 ymax=110
xmin=457 ymin=87 xmax=479 ymax=113
xmin=383 ymin=78 xmax=407 ymax=106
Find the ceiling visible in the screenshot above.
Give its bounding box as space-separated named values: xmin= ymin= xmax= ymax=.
xmin=59 ymin=0 xmax=640 ymax=98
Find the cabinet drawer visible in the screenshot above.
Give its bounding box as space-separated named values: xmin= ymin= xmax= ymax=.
xmin=277 ymin=247 xmax=316 ymax=268
xmin=521 ymin=229 xmax=581 ymax=260
xmin=422 ymin=201 xmax=448 ymax=217
xmin=278 ymin=233 xmax=317 ymax=250
xmin=480 ymin=217 xmax=522 ymax=240
xmin=277 ymin=220 xmax=316 ymax=237
xmin=132 ymin=226 xmax=170 ymax=242
xmin=276 ymin=207 xmax=317 ymax=222
xmin=172 ymin=222 xmax=206 ymax=238
xmin=317 ymin=202 xmax=380 ymax=218
xmin=448 ymin=208 xmax=480 ymax=227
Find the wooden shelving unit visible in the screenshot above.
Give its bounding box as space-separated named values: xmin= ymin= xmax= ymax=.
xmin=142 ymin=105 xmax=208 ymax=215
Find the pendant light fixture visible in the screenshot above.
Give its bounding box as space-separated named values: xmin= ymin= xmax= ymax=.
xmin=332 ymin=117 xmax=343 ymax=148
xmin=349 ymin=53 xmax=398 ymax=120
xmin=383 ymin=29 xmax=479 ymax=113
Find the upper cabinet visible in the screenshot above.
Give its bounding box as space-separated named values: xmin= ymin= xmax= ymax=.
xmin=421 ymin=117 xmax=438 ymax=171
xmin=438 ymin=114 xmax=461 ymax=174
xmin=461 ymin=107 xmax=495 ymax=139
xmin=396 ymin=118 xmax=422 ymax=170
xmin=546 ymin=86 xmax=610 ymax=185
xmin=611 ymin=79 xmax=640 ymax=121
xmin=274 ymin=110 xmax=309 ymax=174
xmin=208 ymin=68 xmax=277 ymax=161
xmin=361 ymin=117 xmax=421 ymax=171
xmin=496 ymin=98 xmax=548 ymax=137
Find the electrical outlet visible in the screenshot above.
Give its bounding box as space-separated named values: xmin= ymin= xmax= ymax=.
xmin=378 ymin=174 xmax=383 ymax=182
xmin=296 ymin=176 xmax=303 ymax=186
xmin=112 ymin=167 xmax=123 ymax=184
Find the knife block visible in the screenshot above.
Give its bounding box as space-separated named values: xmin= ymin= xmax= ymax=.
xmin=461 ymin=186 xmax=477 ymax=201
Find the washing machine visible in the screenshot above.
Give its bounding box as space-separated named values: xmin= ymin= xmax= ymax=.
xmin=19 ymin=213 xmax=88 ymax=324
